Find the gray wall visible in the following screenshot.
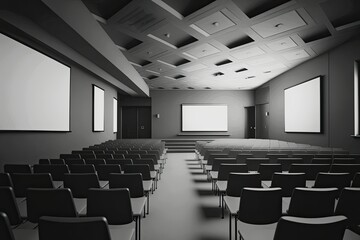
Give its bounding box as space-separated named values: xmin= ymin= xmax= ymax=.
xmin=0 ymin=26 xmax=117 ymax=170
xmin=151 ymin=90 xmax=254 ymax=139
xmin=257 ymin=37 xmax=360 ymax=152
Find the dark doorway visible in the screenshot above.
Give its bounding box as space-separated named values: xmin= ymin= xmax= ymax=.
xmin=122 ymin=107 xmax=151 ymax=138
xmin=245 ymin=106 xmax=255 ymax=138
xmin=256 ymin=103 xmax=269 ymax=139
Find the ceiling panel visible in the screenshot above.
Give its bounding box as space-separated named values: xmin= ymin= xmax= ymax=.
xmin=184 ymin=43 xmax=221 ymax=58
xmin=82 ymin=0 xmax=132 ymax=19
xmin=298 ymin=25 xmax=332 ymax=43
xmin=158 ymin=54 xmax=191 ymax=66
xmin=266 ymin=37 xmax=297 ymax=51
xmin=281 ymin=49 xmax=310 ymax=61
xmin=215 ymin=30 xmax=254 ymax=49
xmin=193 ymin=10 xmax=236 ymax=35
xmin=233 ymin=0 xmax=292 ymax=18
xmin=231 ymin=47 xmax=266 ymax=60
xmin=251 ymin=10 xmax=307 ymax=38
xmin=155 ymin=0 xmax=216 ymax=17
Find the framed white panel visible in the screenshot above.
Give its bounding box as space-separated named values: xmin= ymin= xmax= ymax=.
xmin=93 ymin=85 xmax=105 ymax=132
xmin=181 ymin=104 xmax=228 ymax=132
xmin=0 ymin=33 xmax=70 ymax=131
xmin=284 ymin=76 xmax=321 ymax=133
xmin=113 ymin=98 xmax=118 ymax=133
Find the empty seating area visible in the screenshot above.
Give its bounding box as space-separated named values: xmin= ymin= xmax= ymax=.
xmin=0 ymin=139 xmax=167 ymax=240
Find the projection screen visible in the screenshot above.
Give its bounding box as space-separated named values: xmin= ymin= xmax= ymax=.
xmin=284 ymin=76 xmax=321 ymax=133
xmin=181 ymin=104 xmax=228 ymax=131
xmin=0 ymin=33 xmax=70 ymax=131
xmin=93 ymin=85 xmax=105 ymax=132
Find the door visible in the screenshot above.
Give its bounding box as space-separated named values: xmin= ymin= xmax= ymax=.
xmin=245 ymin=106 xmax=256 ymax=138
xmin=256 ymin=103 xmax=269 ymax=139
xmin=122 ymin=107 xmax=151 ymax=139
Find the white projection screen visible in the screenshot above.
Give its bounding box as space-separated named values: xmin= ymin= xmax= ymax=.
xmin=93 ymin=85 xmax=105 ymax=132
xmin=0 ymin=33 xmax=70 ymax=131
xmin=113 ymin=98 xmax=118 ymax=133
xmin=182 ymin=104 xmax=228 ymax=131
xmin=284 ymin=76 xmax=321 ymax=133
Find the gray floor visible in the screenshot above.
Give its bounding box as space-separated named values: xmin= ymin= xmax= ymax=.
xmin=142 ymin=153 xmax=228 ymax=240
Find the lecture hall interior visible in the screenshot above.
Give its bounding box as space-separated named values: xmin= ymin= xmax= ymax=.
xmin=1 ymin=0 xmax=360 ymax=240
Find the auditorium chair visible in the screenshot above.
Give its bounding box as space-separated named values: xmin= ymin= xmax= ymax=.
xmin=289 ymin=164 xmax=331 ymax=180
xmin=0 ymin=187 xmax=24 ymax=226
xmin=314 ymin=172 xmax=352 ymax=197
xmin=258 ymin=164 xmax=282 ymax=181
xmin=95 ymin=164 xmax=121 ymax=181
xmin=68 ymin=164 xmax=96 ymax=174
xmin=4 ymin=164 xmax=32 ymax=175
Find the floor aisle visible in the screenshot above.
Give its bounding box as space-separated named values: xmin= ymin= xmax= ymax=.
xmin=142 ymin=153 xmax=228 ymax=240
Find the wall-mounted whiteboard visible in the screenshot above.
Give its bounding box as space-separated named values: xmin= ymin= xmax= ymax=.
xmin=93 ymin=85 xmax=104 ymax=132
xmin=284 ymin=76 xmax=321 ymax=133
xmin=182 ymin=104 xmax=228 ymax=131
xmin=0 ymin=33 xmax=71 ymax=131
xmin=113 ymin=98 xmax=118 ymax=133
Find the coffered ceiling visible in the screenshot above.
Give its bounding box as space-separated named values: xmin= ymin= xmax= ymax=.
xmin=81 ymin=0 xmax=360 ymax=90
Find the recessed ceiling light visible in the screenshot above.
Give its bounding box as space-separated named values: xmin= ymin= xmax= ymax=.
xmin=245 ymin=76 xmax=256 ymax=79
xmin=212 ymin=22 xmax=219 ymax=27
xmin=164 ymin=33 xmax=171 ymax=38
xmin=263 ymin=71 xmax=272 ymax=74
xmin=274 ymin=23 xmax=284 ymax=28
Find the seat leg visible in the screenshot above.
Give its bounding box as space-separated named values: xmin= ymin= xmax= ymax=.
xmin=229 ymin=213 xmax=232 ymax=240
xmin=147 ymin=193 xmax=150 ymax=215
xmin=139 ymin=215 xmax=141 ymax=240
xmin=221 ymin=195 xmax=224 ymax=219
xmin=135 ymin=217 xmax=138 ymax=240
xmin=235 ymin=217 xmax=238 ymax=240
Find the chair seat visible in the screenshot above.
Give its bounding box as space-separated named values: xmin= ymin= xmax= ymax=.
xmin=205 ymin=165 xmax=212 ymax=171
xmin=216 ymin=180 xmax=227 ymax=193
xmin=73 ymin=198 xmax=87 ymax=215
xmin=16 ymin=197 xmax=26 ymax=205
xmin=12 ymin=228 xmax=39 ymax=240
xmin=210 ymin=171 xmax=218 ymax=180
xmin=282 ymin=197 xmax=291 ymax=214
xmin=224 ymin=196 xmax=240 ymax=215
xmin=109 ymin=223 xmax=135 ymax=240
xmin=238 ymin=220 xmax=277 ymax=240
xmin=154 ymin=165 xmax=160 ymax=171
xmin=17 ymin=200 xmax=27 ymax=219
xmin=131 ymin=197 xmax=147 ymax=216
xmin=150 ymin=171 xmax=157 ymax=179
xmin=99 ymin=181 xmax=109 ymax=188
xmin=143 ymin=180 xmax=153 ymax=192
xmin=53 ymin=181 xmax=63 ymax=188
xmin=348 ymin=226 xmax=360 ymax=237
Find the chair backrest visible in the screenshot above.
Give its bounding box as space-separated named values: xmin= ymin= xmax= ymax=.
xmin=4 ymin=164 xmax=32 ymax=174
xmin=207 ymin=154 xmax=229 ymax=165
xmin=128 ymin=150 xmax=147 ymax=155
xmin=108 ymin=173 xmax=144 ymax=198
xmin=124 ymin=154 xmax=141 ymax=160
xmin=312 ymin=158 xmax=332 ymax=164
xmin=265 ymin=154 xmax=288 ymax=163
xmin=288 ymin=187 xmax=337 ymax=217
xmin=50 ymin=159 xmax=66 ymax=164
xmin=85 ymin=159 xmax=106 ymax=166
xmin=140 ymin=154 xmax=158 ymax=163
xmin=291 ymin=154 xmax=315 ymax=163
xmin=112 ymin=154 xmax=125 ymax=159
xmin=226 ymin=173 xmax=261 ymax=197
xmin=65 ymin=159 xmax=85 ymax=165
xmin=271 ymin=173 xmax=306 ymax=197
xmin=114 ymin=150 xmax=128 ymax=155
xmin=81 ymin=154 xmax=96 ymax=160
xmin=258 ymin=164 xmax=282 ymax=180
xmin=39 ymin=159 xmax=50 ymax=164
xmin=123 ymin=164 xmax=151 ymax=180
xmin=352 ymin=173 xmax=360 ymax=187
xmin=0 ymin=212 xmax=15 ymax=240
xmin=217 ymin=164 xmax=248 ymax=181
xmin=69 ymin=164 xmax=96 ymax=174
xmin=27 ymin=188 xmax=78 ymax=223
xmin=238 ymin=187 xmax=282 ymax=224
xmin=95 ymin=154 xmax=113 ymax=160
xmin=87 ymin=188 xmax=133 ymax=225
xmin=314 ymin=172 xmax=352 ymax=196
xmin=60 ymin=154 xmax=81 ymax=160
xmin=236 ymin=153 xmax=253 ymax=163
xmin=315 ymin=154 xmax=333 ymax=159
xmin=277 ymin=158 xmax=303 ymax=171
xmin=11 ymin=173 xmax=54 ymax=197
xmin=335 ymin=187 xmax=360 ymax=227
xmin=245 ymin=158 xmax=270 ymax=171
xmin=289 ymin=164 xmax=331 ymax=180
xmin=273 ymin=216 xmax=348 ymax=240
xmin=333 ymin=158 xmax=356 ymax=164
xmin=211 ymin=158 xmax=236 ymax=171
xmin=133 ymin=159 xmax=155 ymax=171
xmin=95 ymin=164 xmax=121 ymax=181
xmin=63 ymin=173 xmax=100 ymax=198
xmin=38 ymin=216 xmax=112 ymax=240
xmin=330 ymin=164 xmax=360 ymax=178
xmin=0 ymin=187 xmax=22 ymax=226
xmin=33 ymin=164 xmax=70 ymax=181
xmin=0 ymin=173 xmax=13 ymax=187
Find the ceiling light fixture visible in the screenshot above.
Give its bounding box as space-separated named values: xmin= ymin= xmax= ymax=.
xmin=164 ymin=33 xmax=170 ymax=38
xmin=245 ymin=76 xmax=255 ymax=79
xmin=274 ymin=23 xmax=284 ymax=28
xmin=212 ymin=22 xmax=219 ymax=27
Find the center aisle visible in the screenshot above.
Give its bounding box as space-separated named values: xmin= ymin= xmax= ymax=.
xmin=142 ymin=153 xmax=228 ymax=240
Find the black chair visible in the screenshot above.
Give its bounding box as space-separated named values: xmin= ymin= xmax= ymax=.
xmin=112 ymin=154 xmax=125 ymax=159
xmin=96 ymin=154 xmax=113 ymax=160
xmin=0 ymin=173 xmax=13 ymax=187
xmin=352 ymin=173 xmax=360 ymax=187
xmin=11 ymin=173 xmax=54 ymax=198
xmin=60 ymin=154 xmax=81 ymax=160
xmin=95 ymin=164 xmax=121 ymax=181
xmin=273 ymin=216 xmax=348 ymax=240
xmin=271 ymin=173 xmax=306 ymax=197
xmin=335 ymin=187 xmax=360 ymax=234
xmin=287 ymin=187 xmax=337 ymax=217
xmin=277 ymin=158 xmax=303 ymax=171
xmin=81 ymin=154 xmax=96 ymax=159
xmin=330 ymin=164 xmax=360 ymax=178
xmin=64 ymin=159 xmax=85 ymax=165
xmin=312 ymin=158 xmax=333 ymax=164
xmin=314 ymin=172 xmax=352 ymax=197
xmin=333 ymin=158 xmax=356 ymax=164
xmin=106 ymin=159 xmax=132 ymax=168
xmin=237 ymin=188 xmax=282 ymax=240
xmin=38 ymin=216 xmax=134 ymax=240
xmin=69 ymin=164 xmax=96 ymax=174
xmin=33 ymin=164 xmax=70 ymax=181
xmin=4 ymin=164 xmax=32 ymax=174
xmin=124 ymin=164 xmax=151 ymax=181
xmin=0 ymin=187 xmax=23 ymax=226
xmin=39 ymin=159 xmax=50 ymax=164
xmin=217 ymin=164 xmax=248 ymax=181
xmin=258 ymin=164 xmax=282 ymax=180
xmin=63 ymin=173 xmax=100 ymax=198
xmin=245 ymin=158 xmax=270 ymax=171
xmin=236 ymin=153 xmax=253 ymax=163
xmin=26 ymin=188 xmax=78 ymax=223
xmin=124 ymin=154 xmax=141 ymax=161
xmin=0 ymin=212 xmax=15 ymax=240
xmin=289 ymin=164 xmax=331 ymax=180
xmin=50 ymin=159 xmax=66 ymax=164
